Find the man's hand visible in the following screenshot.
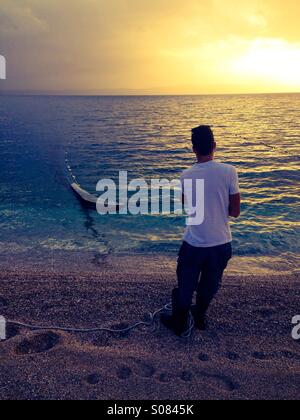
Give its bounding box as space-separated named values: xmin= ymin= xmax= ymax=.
xmin=229 ymin=193 xmax=241 ymax=218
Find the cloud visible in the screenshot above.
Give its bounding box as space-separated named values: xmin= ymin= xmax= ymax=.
xmin=0 ymin=0 xmax=48 ymax=36
xmin=0 ymin=0 xmax=299 ymax=92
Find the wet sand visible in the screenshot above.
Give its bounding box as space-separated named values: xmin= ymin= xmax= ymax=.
xmin=0 ymin=256 xmax=299 ymax=400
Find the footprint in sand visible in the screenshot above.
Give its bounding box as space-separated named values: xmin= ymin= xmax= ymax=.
xmin=158 ymin=372 xmax=172 ymax=383
xmin=252 ymin=352 xmax=273 ymax=361
xmin=117 ymin=366 xmax=132 ymax=380
xmin=130 ymin=358 xmax=156 ymax=378
xmin=201 ymin=372 xmax=239 ymax=392
xmin=180 ymin=371 xmax=193 ymax=382
xmin=5 ymin=323 xmax=20 ymax=340
xmin=86 ymin=373 xmax=101 ymax=385
xmin=278 ymin=350 xmax=300 ymax=361
xmin=16 ymin=332 xmax=60 ymax=355
xmin=0 ymin=297 xmax=9 ymax=307
xmin=225 ymin=352 xmax=240 ymax=361
xmin=198 ymin=353 xmax=211 ymax=362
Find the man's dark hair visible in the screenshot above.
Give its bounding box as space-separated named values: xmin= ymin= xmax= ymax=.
xmin=192 ymin=125 xmax=215 ymax=156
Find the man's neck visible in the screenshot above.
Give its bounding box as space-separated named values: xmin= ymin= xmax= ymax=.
xmin=197 ymin=154 xmax=214 ymax=164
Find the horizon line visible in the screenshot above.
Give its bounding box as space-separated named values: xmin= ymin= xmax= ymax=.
xmin=0 ymin=90 xmax=299 ymax=97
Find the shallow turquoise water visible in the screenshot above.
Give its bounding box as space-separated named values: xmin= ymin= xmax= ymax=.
xmin=0 ymin=94 xmax=299 ymax=269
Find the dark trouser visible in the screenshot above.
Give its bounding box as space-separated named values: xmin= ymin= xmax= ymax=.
xmin=177 ymin=241 xmax=232 ymax=317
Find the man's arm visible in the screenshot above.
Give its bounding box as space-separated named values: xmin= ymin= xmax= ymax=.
xmin=229 ymin=193 xmax=241 ymax=218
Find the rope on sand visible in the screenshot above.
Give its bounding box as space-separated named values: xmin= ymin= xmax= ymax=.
xmin=7 ymin=304 xmax=170 ymax=334
xmin=7 ymin=303 xmax=194 ymax=339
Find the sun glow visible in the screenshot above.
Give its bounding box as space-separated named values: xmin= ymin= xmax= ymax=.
xmin=1 ymin=1 xmax=300 ymax=94
xmin=231 ymin=39 xmax=300 ymax=89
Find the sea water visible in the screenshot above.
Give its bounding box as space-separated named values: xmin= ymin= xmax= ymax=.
xmin=0 ymin=94 xmax=299 ymax=273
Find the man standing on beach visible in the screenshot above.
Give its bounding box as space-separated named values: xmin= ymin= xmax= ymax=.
xmin=161 ymin=126 xmax=241 ymax=336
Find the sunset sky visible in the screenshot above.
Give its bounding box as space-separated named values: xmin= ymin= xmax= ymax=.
xmin=0 ymin=0 xmax=299 ymax=94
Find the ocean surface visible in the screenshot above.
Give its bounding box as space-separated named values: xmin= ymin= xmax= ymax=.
xmin=0 ymin=94 xmax=299 ymax=273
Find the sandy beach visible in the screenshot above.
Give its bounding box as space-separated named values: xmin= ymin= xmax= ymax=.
xmin=0 ymin=255 xmax=299 ymax=400
xmin=1 ymin=0 xmax=300 ymax=403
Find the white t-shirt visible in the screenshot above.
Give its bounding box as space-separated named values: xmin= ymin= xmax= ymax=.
xmin=181 ymin=160 xmax=240 ymax=248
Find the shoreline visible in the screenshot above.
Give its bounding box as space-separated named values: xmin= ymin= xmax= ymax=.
xmin=0 ymin=248 xmax=299 ymax=278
